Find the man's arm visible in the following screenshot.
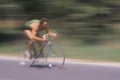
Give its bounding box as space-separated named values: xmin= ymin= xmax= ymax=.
xmin=32 ymin=29 xmax=46 ymax=42
xmin=45 ymin=28 xmax=57 ymax=39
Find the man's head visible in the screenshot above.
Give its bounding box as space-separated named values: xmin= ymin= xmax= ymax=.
xmin=40 ymin=18 xmax=49 ymax=28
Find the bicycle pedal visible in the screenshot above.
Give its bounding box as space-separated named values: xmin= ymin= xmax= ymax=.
xmin=31 ymin=58 xmax=39 ymax=62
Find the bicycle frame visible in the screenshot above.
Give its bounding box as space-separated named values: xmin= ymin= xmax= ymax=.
xmin=18 ymin=32 xmax=65 ymax=68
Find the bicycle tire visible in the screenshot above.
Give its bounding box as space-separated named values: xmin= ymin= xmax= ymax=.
xmin=43 ymin=38 xmax=65 ymax=68
xmin=17 ymin=40 xmax=30 ymax=67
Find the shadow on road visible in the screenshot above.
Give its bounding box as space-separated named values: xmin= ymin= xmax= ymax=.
xmin=29 ymin=64 xmax=50 ymax=69
xmin=29 ymin=64 xmax=65 ymax=70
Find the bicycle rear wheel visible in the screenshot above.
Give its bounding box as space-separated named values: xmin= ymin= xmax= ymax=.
xmin=17 ymin=40 xmax=29 ymax=66
xmin=17 ymin=40 xmax=39 ymax=67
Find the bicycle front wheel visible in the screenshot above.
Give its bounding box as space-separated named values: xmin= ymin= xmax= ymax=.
xmin=44 ymin=40 xmax=65 ymax=68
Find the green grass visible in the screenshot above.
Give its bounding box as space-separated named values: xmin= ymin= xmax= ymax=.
xmin=64 ymin=45 xmax=120 ymax=62
xmin=0 ymin=43 xmax=18 ymax=55
xmin=0 ymin=41 xmax=120 ymax=62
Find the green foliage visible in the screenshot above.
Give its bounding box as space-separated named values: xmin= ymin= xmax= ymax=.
xmin=0 ymin=0 xmax=120 ymax=44
xmin=0 ymin=0 xmax=15 ymax=4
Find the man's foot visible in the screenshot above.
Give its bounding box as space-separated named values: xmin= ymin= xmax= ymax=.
xmin=24 ymin=50 xmax=31 ymax=60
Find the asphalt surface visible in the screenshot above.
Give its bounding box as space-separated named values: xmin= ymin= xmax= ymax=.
xmin=0 ymin=59 xmax=120 ymax=80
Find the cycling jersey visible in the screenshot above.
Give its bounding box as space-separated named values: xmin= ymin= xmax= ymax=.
xmin=23 ymin=19 xmax=40 ymax=30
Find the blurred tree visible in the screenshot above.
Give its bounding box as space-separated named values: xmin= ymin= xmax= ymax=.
xmin=0 ymin=0 xmax=15 ymax=4
xmin=0 ymin=0 xmax=120 ymax=44
xmin=44 ymin=0 xmax=70 ymax=18
xmin=13 ymin=0 xmax=47 ymax=18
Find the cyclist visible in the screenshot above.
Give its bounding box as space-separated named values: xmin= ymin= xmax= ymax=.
xmin=23 ymin=18 xmax=56 ymax=59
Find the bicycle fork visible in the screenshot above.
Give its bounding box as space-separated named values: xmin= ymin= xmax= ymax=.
xmin=46 ymin=41 xmax=55 ymax=57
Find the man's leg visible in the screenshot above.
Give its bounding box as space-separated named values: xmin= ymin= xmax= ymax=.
xmin=24 ymin=40 xmax=34 ymax=59
xmin=24 ymin=30 xmax=33 ymax=40
xmin=28 ymin=40 xmax=34 ymax=51
xmin=24 ymin=30 xmax=34 ymax=59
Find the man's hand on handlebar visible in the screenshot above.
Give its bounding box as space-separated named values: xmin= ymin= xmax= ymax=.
xmin=48 ymin=32 xmax=57 ymax=39
xmin=42 ymin=32 xmax=57 ymax=41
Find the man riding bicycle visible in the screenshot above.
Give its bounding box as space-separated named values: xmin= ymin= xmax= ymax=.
xmin=23 ymin=18 xmax=56 ymax=59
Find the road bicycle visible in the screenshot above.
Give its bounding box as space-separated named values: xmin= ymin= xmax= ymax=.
xmin=18 ymin=30 xmax=65 ymax=69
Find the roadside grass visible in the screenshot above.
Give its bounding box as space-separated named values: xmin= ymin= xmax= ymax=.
xmin=63 ymin=45 xmax=120 ymax=62
xmin=0 ymin=41 xmax=120 ymax=62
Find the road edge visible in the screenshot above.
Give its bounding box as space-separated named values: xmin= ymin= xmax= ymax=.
xmin=0 ymin=55 xmax=120 ymax=67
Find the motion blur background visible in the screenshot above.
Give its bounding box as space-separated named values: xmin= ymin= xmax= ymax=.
xmin=0 ymin=0 xmax=120 ymax=62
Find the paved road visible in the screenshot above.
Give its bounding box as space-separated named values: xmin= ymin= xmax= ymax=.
xmin=0 ymin=59 xmax=120 ymax=80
